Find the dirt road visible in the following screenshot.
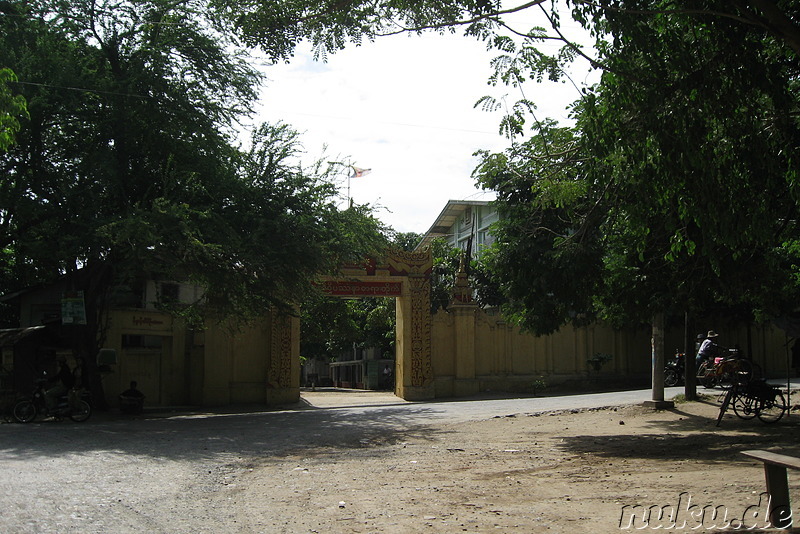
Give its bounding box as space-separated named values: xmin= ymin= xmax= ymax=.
xmin=1 ymin=389 xmax=798 ymax=533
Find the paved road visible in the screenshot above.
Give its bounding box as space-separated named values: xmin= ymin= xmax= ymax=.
xmin=350 ymin=385 xmax=689 ymax=423
xmin=297 ymin=375 xmax=798 ymax=420
xmin=381 ymin=379 xmax=796 ymax=424
xmin=0 ymin=383 xmax=793 ymax=533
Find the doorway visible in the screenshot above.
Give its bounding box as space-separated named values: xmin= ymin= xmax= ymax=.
xmin=312 ymin=249 xmax=434 ymax=401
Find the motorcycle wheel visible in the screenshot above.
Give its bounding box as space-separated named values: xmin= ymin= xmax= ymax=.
xmin=69 ymin=400 xmax=92 ymax=422
xmin=664 ymin=369 xmax=680 ymax=387
xmin=13 ymin=400 xmax=37 ymax=423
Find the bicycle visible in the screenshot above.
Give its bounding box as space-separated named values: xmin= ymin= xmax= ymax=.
xmin=717 ymin=380 xmax=788 ymax=426
xmin=697 ymin=349 xmax=760 ymax=389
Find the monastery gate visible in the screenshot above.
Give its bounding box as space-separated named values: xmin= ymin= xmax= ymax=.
xmin=318 ymin=248 xmax=434 ymax=401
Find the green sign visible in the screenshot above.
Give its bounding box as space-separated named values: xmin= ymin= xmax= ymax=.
xmin=61 ymin=290 xmax=87 ymax=325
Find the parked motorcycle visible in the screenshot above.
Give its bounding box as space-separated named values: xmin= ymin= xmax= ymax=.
xmin=664 ymin=351 xmax=685 ymax=387
xmin=13 ymin=377 xmax=92 ymax=423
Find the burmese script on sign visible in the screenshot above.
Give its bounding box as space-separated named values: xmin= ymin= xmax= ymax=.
xmin=321 ymin=280 xmax=403 ymax=297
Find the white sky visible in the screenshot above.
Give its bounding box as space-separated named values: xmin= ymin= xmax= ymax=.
xmin=249 ymin=11 xmax=596 ymax=235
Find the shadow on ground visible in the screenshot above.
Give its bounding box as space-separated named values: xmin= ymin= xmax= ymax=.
xmin=557 ymin=400 xmax=800 ymax=468
xmin=0 ymin=401 xmax=451 ymax=464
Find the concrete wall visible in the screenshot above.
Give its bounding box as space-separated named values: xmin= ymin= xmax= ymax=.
xmin=102 ymin=309 xmax=299 ymax=408
xmin=430 ymin=306 xmax=795 ymax=397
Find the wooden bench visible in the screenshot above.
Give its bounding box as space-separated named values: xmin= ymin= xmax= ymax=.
xmin=741 ymin=450 xmax=800 ymax=529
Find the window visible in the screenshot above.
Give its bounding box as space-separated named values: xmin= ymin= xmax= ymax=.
xmin=122 ymin=335 xmax=163 ymax=349
xmin=461 ymin=207 xmax=473 ymax=228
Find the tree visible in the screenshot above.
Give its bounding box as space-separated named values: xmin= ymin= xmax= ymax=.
xmin=389 ymin=231 xmax=422 ymax=252
xmin=0 ymin=0 xmax=389 ymax=404
xmin=211 ymin=0 xmax=503 ymax=61
xmin=474 ymin=121 xmax=604 ymax=334
xmin=577 ymin=1 xmax=800 ymax=398
xmin=206 ymin=0 xmax=799 ymax=378
xmin=473 ymin=1 xmax=800 ymax=401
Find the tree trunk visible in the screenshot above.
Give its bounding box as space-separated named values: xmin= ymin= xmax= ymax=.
xmin=651 ymin=312 xmax=665 ymax=402
xmin=683 ymin=312 xmax=698 ymax=401
xmin=66 ymin=262 xmax=113 ymax=410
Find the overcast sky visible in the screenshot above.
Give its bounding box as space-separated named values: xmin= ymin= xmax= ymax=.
xmin=249 ymin=11 xmax=596 ymax=235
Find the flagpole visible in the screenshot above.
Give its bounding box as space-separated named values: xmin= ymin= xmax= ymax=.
xmin=336 ymin=164 xmax=370 ymax=207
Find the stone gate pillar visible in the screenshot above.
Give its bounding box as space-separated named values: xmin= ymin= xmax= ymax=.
xmin=266 ymin=308 xmax=300 ymax=405
xmin=390 ymin=250 xmax=434 ymax=401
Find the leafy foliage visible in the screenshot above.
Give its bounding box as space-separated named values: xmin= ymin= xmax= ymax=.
xmin=0 ymin=0 xmax=388 ymax=337
xmin=212 ymin=0 xmax=504 ymax=61
xmin=474 ymin=122 xmax=604 ymax=333
xmin=0 ymin=68 xmax=27 ymax=152
xmin=301 ymin=295 xmax=396 ymax=360
xmin=474 ymin=1 xmax=800 ymax=334
xmin=428 ymin=237 xmax=463 ymax=313
xmin=572 ymin=1 xmax=800 ymax=323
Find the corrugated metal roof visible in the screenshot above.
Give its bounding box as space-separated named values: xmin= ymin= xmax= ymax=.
xmin=0 ymin=326 xmax=46 ymax=347
xmin=415 ymin=200 xmax=491 ymax=251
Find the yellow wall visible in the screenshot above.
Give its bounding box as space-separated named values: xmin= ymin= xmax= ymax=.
xmin=102 ymin=304 xmax=796 ymax=406
xmin=101 ymin=309 xmax=299 ymax=408
xmin=432 ymin=307 xmax=672 ymax=395
xmin=104 ymin=309 xmax=185 ymax=406
xmin=430 ymin=307 xmax=795 ymax=397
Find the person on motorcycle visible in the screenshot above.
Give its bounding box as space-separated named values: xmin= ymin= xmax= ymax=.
xmin=695 ymin=330 xmax=722 ymax=370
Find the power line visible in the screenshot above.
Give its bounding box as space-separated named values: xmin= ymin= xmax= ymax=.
xmin=13 ymin=80 xmax=150 ymax=99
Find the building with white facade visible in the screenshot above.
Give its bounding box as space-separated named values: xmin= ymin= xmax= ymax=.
xmin=416 ymin=200 xmax=498 ymax=257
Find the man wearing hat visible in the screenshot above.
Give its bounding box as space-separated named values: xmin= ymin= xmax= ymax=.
xmin=696 ymin=330 xmax=722 ymax=370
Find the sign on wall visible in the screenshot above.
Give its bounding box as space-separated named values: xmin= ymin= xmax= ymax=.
xmin=61 ymin=291 xmax=87 ymax=325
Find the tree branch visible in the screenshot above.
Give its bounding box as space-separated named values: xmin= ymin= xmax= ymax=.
xmin=297 ymin=0 xmax=361 ymax=24
xmin=376 ymin=0 xmax=550 ymax=36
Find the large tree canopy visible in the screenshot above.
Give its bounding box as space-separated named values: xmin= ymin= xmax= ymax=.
xmin=470 ymin=1 xmax=800 ymax=338
xmin=4 ymin=0 xmax=798 ymax=365
xmin=0 ymin=0 xmax=389 ymax=337
xmin=201 ymin=0 xmax=800 ymax=338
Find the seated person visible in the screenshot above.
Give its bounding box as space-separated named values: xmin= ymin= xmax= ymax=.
xmin=119 ymin=381 xmax=145 ymax=414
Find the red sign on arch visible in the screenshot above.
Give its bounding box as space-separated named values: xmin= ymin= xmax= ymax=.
xmin=319 ymin=280 xmax=402 ymax=297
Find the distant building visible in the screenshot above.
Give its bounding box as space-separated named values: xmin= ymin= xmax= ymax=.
xmin=416 ymin=200 xmax=498 ymax=257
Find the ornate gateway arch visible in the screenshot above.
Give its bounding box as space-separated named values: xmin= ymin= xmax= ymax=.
xmin=318 ymin=248 xmax=434 ymax=401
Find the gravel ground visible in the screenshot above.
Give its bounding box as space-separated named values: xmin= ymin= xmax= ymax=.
xmin=2 ymin=388 xmax=799 ymax=533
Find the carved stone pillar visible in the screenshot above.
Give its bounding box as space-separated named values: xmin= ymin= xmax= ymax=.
xmin=266 ymin=308 xmax=300 ymax=405
xmin=390 ymin=250 xmax=434 ymax=400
